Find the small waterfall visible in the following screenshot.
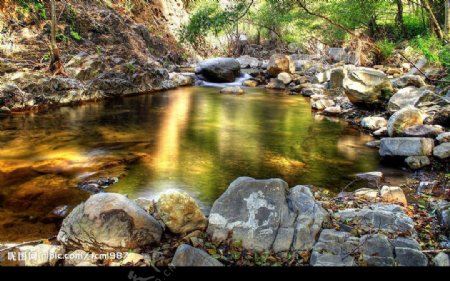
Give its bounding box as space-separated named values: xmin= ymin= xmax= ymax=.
xmin=199 ymin=73 xmax=253 ymax=88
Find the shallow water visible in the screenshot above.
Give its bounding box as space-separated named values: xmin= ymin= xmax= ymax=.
xmin=0 ymin=86 xmax=390 ymax=241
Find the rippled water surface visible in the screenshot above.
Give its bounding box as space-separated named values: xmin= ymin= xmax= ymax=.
xmin=0 ymin=86 xmax=384 ymax=241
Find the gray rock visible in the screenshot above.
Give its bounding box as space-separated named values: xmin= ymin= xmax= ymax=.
xmin=433 ymin=252 xmax=450 ymax=266
xmin=312 ymin=99 xmax=335 ymax=111
xmin=170 ymin=244 xmax=223 ymax=267
xmin=196 ymin=58 xmax=241 ymax=82
xmin=337 ymin=204 xmax=416 ymax=236
xmin=323 ymin=106 xmax=342 ymax=116
xmin=343 ymin=67 xmax=393 ymax=108
xmin=391 ymin=75 xmax=426 ymax=89
xmin=433 ymin=143 xmax=450 ymax=159
xmin=387 ymin=106 xmax=425 ymax=137
xmin=207 ymin=177 xmax=290 ymax=251
xmin=301 ymin=87 xmax=323 ymax=97
xmin=330 ymin=67 xmax=345 ymax=89
xmin=328 ymin=48 xmax=346 ymax=62
xmin=310 ymin=229 xmax=360 ymax=266
xmin=57 ymin=193 xmax=163 ymax=252
xmin=405 ymin=156 xmax=431 ymax=169
xmin=236 ymin=55 xmax=260 ymax=69
xmin=402 ymin=125 xmax=444 ymax=138
xmin=360 ymin=234 xmax=394 ymax=266
xmin=266 ymin=78 xmax=286 ymax=90
xmin=207 ymin=178 xmax=327 ymax=253
xmin=437 ymin=132 xmax=450 ymax=143
xmin=380 ymin=137 xmax=434 ymax=157
xmin=391 ymin=237 xmax=420 ymax=250
xmin=312 ymin=70 xmax=331 ymax=84
xmin=388 ymin=86 xmax=435 ymax=112
xmin=287 ymin=185 xmax=330 ymax=251
xmin=355 ymin=172 xmax=384 ymax=188
xmin=395 ymin=247 xmax=428 ymax=266
xmin=361 ymin=117 xmax=388 ymax=131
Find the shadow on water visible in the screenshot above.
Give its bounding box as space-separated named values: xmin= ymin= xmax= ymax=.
xmin=0 ymin=86 xmax=390 ymax=241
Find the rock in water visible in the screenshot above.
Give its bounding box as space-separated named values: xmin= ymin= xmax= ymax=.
xmin=57 ymin=193 xmax=163 ymax=252
xmin=343 ymin=67 xmax=393 ymax=108
xmin=267 ymin=54 xmax=295 ymax=77
xmin=155 ymin=190 xmax=207 ymax=235
xmin=266 ymin=78 xmax=286 ymax=90
xmin=195 ymin=58 xmax=241 ymax=83
xmin=387 ymin=106 xmax=424 ymax=137
xmin=379 ymin=137 xmax=434 ymax=157
xmin=170 ymin=244 xmax=223 ymax=266
xmin=220 ymin=87 xmax=245 ymax=95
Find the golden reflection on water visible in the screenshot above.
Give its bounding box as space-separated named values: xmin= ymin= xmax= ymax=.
xmin=0 ymin=86 xmax=384 ymax=241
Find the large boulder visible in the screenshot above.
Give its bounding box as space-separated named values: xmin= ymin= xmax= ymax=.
xmin=387 ymin=106 xmax=424 ymax=137
xmin=196 ymin=58 xmax=241 ymax=83
xmin=170 ymin=244 xmax=223 ymax=267
xmin=387 ymin=86 xmax=434 ymax=112
xmin=236 ymin=55 xmax=260 ymax=69
xmin=359 ymin=234 xmax=394 ymax=266
xmin=57 ymin=193 xmax=163 ymax=252
xmin=343 ymin=67 xmax=393 ymax=108
xmin=207 ymin=177 xmax=328 ymax=253
xmin=155 ymin=190 xmax=207 ymax=235
xmin=379 ymin=137 xmax=434 ymax=157
xmin=266 ymin=54 xmax=295 ymax=77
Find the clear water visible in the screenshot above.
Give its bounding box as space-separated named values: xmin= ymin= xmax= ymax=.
xmin=0 ymin=86 xmax=383 ymax=241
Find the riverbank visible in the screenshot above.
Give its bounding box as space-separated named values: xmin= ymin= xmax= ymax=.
xmin=0 ymin=173 xmax=449 ymax=267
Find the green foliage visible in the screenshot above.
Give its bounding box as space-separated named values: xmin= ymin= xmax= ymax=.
xmin=180 ymin=1 xmax=230 ymax=45
xmin=16 ymin=0 xmax=46 ymax=20
xmin=56 ymin=33 xmax=69 ymax=43
xmin=41 ymin=52 xmax=50 ymax=62
xmin=411 ymin=35 xmax=442 ymax=63
xmin=376 ymin=39 xmax=396 ymax=61
xmin=70 ymin=30 xmax=82 ymax=41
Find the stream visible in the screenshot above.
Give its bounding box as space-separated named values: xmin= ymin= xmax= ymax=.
xmin=0 ymin=86 xmax=409 ymax=242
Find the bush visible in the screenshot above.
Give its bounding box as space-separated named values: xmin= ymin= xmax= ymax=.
xmin=411 ymin=35 xmax=442 ymax=63
xmin=376 ymin=39 xmax=396 ymax=61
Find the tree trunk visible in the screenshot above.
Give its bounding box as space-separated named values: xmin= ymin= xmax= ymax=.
xmin=423 ymin=0 xmax=445 ymax=39
xmin=445 ymin=0 xmax=450 ymax=35
xmin=49 ymin=0 xmax=67 ymax=76
xmin=396 ymin=0 xmax=406 ymax=35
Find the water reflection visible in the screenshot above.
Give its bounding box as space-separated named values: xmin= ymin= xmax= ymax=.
xmin=0 ymin=86 xmax=383 ymax=241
